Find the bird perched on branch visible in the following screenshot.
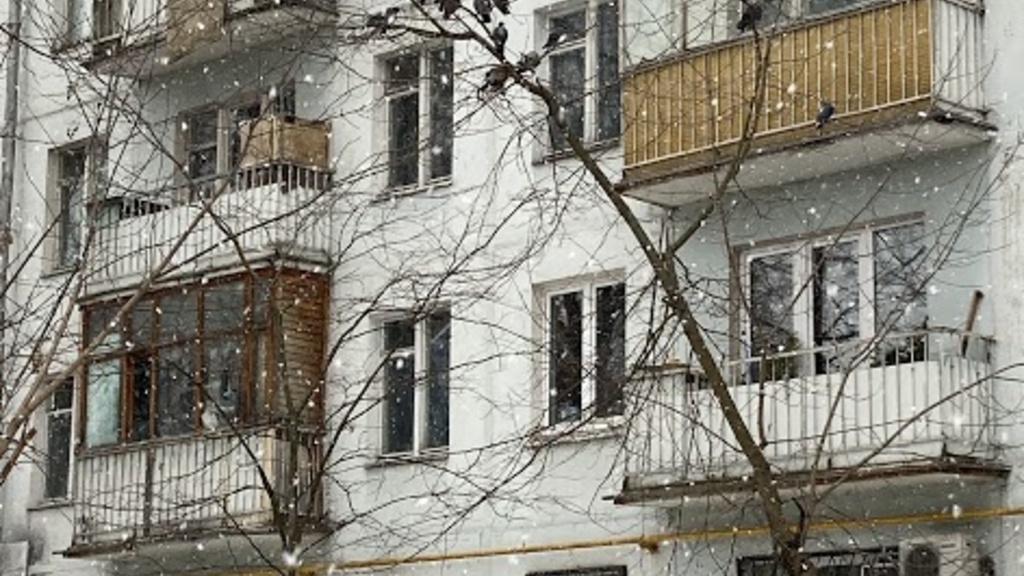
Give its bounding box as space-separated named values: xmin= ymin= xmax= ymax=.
xmin=736 ymin=1 xmax=762 ymax=33
xmin=366 ymin=6 xmax=400 ymax=33
xmin=815 ymin=100 xmax=835 ymax=129
xmin=490 ymin=22 xmax=508 ymax=58
xmin=541 ymin=31 xmax=567 ymax=53
xmin=493 ymin=0 xmax=510 ymax=14
xmin=474 ymin=0 xmax=493 ymax=23
xmin=439 ymin=0 xmax=461 ymax=18
xmin=478 ymin=63 xmax=516 ymax=97
xmin=517 ymin=50 xmax=542 ymax=73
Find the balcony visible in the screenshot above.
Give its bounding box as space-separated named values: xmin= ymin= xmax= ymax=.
xmin=622 ymin=0 xmax=988 ymax=206
xmin=616 ymin=330 xmax=1005 ymax=505
xmin=66 ymin=0 xmax=336 ymax=77
xmin=68 ymin=426 xmax=322 ymax=553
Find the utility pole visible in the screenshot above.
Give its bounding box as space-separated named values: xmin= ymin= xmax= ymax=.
xmin=0 ymin=0 xmax=21 ymax=421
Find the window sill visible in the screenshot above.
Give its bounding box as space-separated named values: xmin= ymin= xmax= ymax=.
xmin=366 ymin=448 xmax=449 ymax=469
xmin=528 ymin=415 xmax=624 ymax=448
xmin=377 ymin=177 xmax=454 ymax=202
xmin=29 ymin=498 xmax=73 ymax=512
xmin=536 ymin=137 xmax=621 ymax=165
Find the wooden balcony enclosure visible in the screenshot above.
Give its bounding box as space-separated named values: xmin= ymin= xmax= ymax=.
xmin=66 ymin=0 xmax=336 ymax=77
xmin=616 ymin=330 xmax=1006 ymax=506
xmin=240 ymin=115 xmax=332 ymax=170
xmin=623 ymin=0 xmax=987 ymax=206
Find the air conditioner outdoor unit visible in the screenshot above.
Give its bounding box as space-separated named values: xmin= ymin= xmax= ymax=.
xmin=899 ymin=534 xmax=979 ymax=576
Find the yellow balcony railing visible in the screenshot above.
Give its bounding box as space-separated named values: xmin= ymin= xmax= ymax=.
xmin=622 ymin=0 xmax=985 ymax=186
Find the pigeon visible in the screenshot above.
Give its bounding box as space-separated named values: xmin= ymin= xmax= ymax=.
xmin=815 ymin=100 xmax=835 ymax=129
xmin=439 ymin=0 xmax=460 ymax=19
xmin=493 ymin=0 xmax=510 ymax=15
xmin=474 ymin=0 xmax=492 ymax=22
xmin=490 ymin=22 xmax=508 ymax=57
xmin=517 ymin=50 xmax=542 ymax=73
xmin=478 ymin=63 xmax=515 ymax=97
xmin=366 ymin=7 xmax=400 ymax=32
xmin=541 ymin=31 xmax=567 ymax=52
xmin=736 ymin=1 xmax=762 ymax=33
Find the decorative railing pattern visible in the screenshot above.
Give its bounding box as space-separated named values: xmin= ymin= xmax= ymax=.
xmin=626 ymin=330 xmax=995 ymax=487
xmin=622 ymin=0 xmax=985 ymax=183
xmin=72 ymin=426 xmax=321 ymax=545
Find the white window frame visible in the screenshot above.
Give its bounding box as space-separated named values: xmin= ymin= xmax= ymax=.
xmin=740 ymin=220 xmax=927 ymax=365
xmin=376 ymin=308 xmax=451 ymax=457
xmin=540 ymin=0 xmax=621 ymax=152
xmin=47 ymin=139 xmax=106 ymax=272
xmin=535 ymin=274 xmax=627 ymax=428
xmin=380 ymin=44 xmax=454 ymax=191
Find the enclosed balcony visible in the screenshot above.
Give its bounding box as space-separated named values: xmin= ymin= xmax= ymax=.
xmin=622 ymin=0 xmax=988 ymax=206
xmin=62 ymin=0 xmax=336 ymax=77
xmin=616 ymin=330 xmax=1005 ymax=505
xmin=85 ymin=116 xmax=333 ymax=293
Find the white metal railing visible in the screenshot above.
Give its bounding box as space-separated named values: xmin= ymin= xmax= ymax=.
xmin=626 ymin=330 xmax=995 ymax=487
xmin=72 ymin=426 xmax=321 ymax=545
xmin=85 ymin=163 xmax=334 ymax=288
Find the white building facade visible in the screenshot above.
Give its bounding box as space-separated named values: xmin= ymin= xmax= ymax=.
xmin=0 ymin=0 xmax=1021 ymax=575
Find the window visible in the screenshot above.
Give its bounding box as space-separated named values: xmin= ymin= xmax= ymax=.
xmin=50 ymin=140 xmax=106 ymax=270
xmin=542 ymin=279 xmax=625 ymax=425
xmin=44 ymin=378 xmax=74 ymax=500
xmin=805 ymin=0 xmax=861 ymax=16
xmin=528 ymin=565 xmax=626 ymax=576
xmin=744 ymin=221 xmax=927 ymax=378
xmin=544 ymin=0 xmax=620 ymax=151
xmin=81 ymin=271 xmax=328 ymax=448
xmin=179 ymin=84 xmax=296 ymax=201
xmin=383 ymin=46 xmax=454 ymax=189
xmin=380 ymin=309 xmax=450 ymax=455
xmin=93 ymin=0 xmax=121 ymax=38
xmin=738 ymin=548 xmax=897 ymax=575
xmin=65 ymin=0 xmax=92 ymax=43
xmin=733 ymin=0 xmax=862 ymax=33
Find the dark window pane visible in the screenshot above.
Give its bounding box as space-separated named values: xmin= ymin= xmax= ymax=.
xmin=185 ymin=110 xmax=218 ymax=201
xmin=130 ymin=300 xmax=154 ymax=348
xmin=52 ymin=378 xmax=74 ymax=411
xmin=388 ymin=92 xmax=420 ymax=187
xmin=429 ymin=47 xmax=454 ymax=181
xmin=596 ymin=0 xmax=621 ymax=141
xmin=807 ymin=0 xmax=859 ymax=15
xmin=157 ymin=344 xmax=195 ymax=437
xmin=595 ymin=283 xmax=625 ymax=417
xmin=230 ymin=102 xmax=262 ymax=169
xmin=549 ymin=48 xmax=586 ymax=150
xmin=85 ymin=360 xmax=120 ymax=447
xmin=750 ymin=253 xmax=798 ymax=381
xmin=202 ymin=337 xmax=242 ymax=428
xmin=204 ymin=282 xmax=245 ymax=332
xmin=158 ymin=290 xmax=198 ymax=342
xmin=94 ymin=0 xmax=120 ymax=37
xmin=426 ymin=309 xmax=450 ymax=448
xmin=813 ymin=241 xmax=860 ymax=373
xmin=385 ymin=53 xmax=421 ymax=93
xmin=87 ymin=304 xmax=122 ymax=353
xmin=385 ymin=318 xmax=415 ymax=351
xmin=45 ymin=379 xmax=74 ymax=499
xmin=384 ymin=349 xmax=415 ymax=454
xmin=550 ymin=10 xmax=587 ymax=44
xmin=130 ymin=353 xmax=153 ymax=441
xmin=58 ymin=148 xmax=85 ymax=268
xmin=549 ymin=291 xmax=583 ymax=424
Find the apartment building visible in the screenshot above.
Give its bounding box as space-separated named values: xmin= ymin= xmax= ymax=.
xmin=0 ymin=0 xmax=1018 ymax=575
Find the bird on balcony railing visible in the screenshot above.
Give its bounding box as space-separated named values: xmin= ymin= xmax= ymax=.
xmin=736 ymin=1 xmax=763 ymax=33
xmin=816 ymin=100 xmax=835 ymax=130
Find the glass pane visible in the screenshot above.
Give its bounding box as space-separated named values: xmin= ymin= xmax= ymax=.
xmin=813 ymin=241 xmax=860 ymax=373
xmin=874 ymin=223 xmax=928 ymax=364
xmin=130 ymin=300 xmax=154 ymax=348
xmin=230 ymin=102 xmax=262 ymax=169
xmin=549 ymin=49 xmax=586 ymax=150
xmin=59 ymin=148 xmax=85 ymax=268
xmin=595 ymin=283 xmax=625 ymax=417
xmin=87 ymin=304 xmax=122 ymax=353
xmin=130 ymin=353 xmax=153 ymax=440
xmin=429 ymin=47 xmax=454 ymax=181
xmin=385 ymin=53 xmax=420 ymax=93
xmin=550 ymin=10 xmax=587 ymax=44
xmin=52 ymin=377 xmax=74 ymax=411
xmin=46 ymin=412 xmax=71 ymax=498
xmin=67 ymin=0 xmax=92 ymax=43
xmin=549 ymin=291 xmax=583 ymax=424
xmin=596 ymin=0 xmax=621 ymax=141
xmin=807 ymin=0 xmax=858 ymax=15
xmin=203 ymin=336 xmax=243 ymax=428
xmin=384 ymin=349 xmax=415 ymax=454
xmin=204 ymin=282 xmax=245 ymax=332
xmin=385 ymin=318 xmax=415 ymax=351
xmin=426 ymin=310 xmax=450 ymax=449
xmin=157 ymin=344 xmax=195 ymax=437
xmin=158 ymin=290 xmax=198 ymax=342
xmin=187 ymin=110 xmax=218 ymax=146
xmin=389 ymin=93 xmax=420 ymax=187
xmin=86 ymin=359 xmax=121 ymax=447
xmin=750 ymin=253 xmax=798 ymax=381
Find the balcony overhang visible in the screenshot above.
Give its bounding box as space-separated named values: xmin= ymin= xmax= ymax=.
xmin=621 ymin=0 xmax=988 ymax=207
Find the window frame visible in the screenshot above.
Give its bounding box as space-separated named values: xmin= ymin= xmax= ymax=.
xmin=43 ymin=377 xmax=75 ymax=501
xmin=380 ymin=44 xmax=455 ymax=191
xmin=48 ymin=139 xmax=106 ymax=272
xmin=376 ymin=307 xmax=451 ymax=457
xmin=541 ymin=0 xmax=621 ymax=153
xmin=739 ymin=220 xmax=928 ymax=374
xmin=536 ymin=275 xmax=627 ymax=428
